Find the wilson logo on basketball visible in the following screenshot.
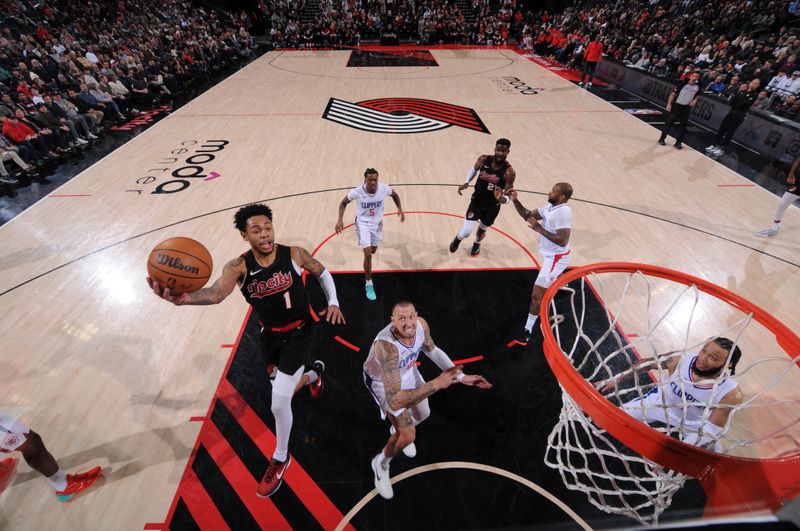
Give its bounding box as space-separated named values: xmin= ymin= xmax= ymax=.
xmin=247 ymin=271 xmax=293 ymax=299
xmin=322 ymin=97 xmax=490 ymax=134
xmin=156 ymin=254 xmax=200 ymax=275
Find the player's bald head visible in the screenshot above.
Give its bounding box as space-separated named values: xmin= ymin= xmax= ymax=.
xmin=391 ymin=300 xmax=415 ymax=315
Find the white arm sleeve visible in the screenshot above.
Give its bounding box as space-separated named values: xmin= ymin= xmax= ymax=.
xmin=316 ymin=269 xmax=339 ymax=307
xmin=464 ymin=167 xmax=478 ymax=184
xmin=424 ymin=346 xmax=455 ymax=371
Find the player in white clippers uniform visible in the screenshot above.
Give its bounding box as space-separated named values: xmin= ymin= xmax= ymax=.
xmin=597 ymin=338 xmax=744 ymax=452
xmin=0 ymin=412 xmax=101 ymax=501
xmin=507 ymin=182 xmax=574 ymax=344
xmin=363 ymin=300 xmax=492 ymax=499
xmin=336 ymin=168 xmax=405 ymax=301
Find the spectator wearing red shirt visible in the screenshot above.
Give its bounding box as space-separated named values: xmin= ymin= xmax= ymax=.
xmin=580 ymin=34 xmax=604 ymax=87
xmin=0 ymin=114 xmax=53 ymax=162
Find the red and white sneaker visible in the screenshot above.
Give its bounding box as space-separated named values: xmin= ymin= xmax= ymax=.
xmin=0 ymin=457 xmax=19 ymax=494
xmin=56 ymin=466 xmax=102 ymax=502
xmin=256 ymin=456 xmax=291 ymax=498
xmin=309 ymin=360 xmax=325 ymax=399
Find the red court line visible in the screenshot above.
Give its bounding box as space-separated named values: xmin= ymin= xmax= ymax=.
xmin=143 ymin=524 xmax=166 ymax=530
xmin=216 ymin=379 xmax=356 ymax=531
xmin=47 ymin=194 xmax=93 ymax=197
xmin=220 ymin=344 xmax=235 ymax=348
xmin=312 ymin=211 xmax=539 ymax=268
xmin=328 ymin=266 xmax=535 ymax=274
xmin=201 ymin=421 xmax=292 ymax=530
xmin=452 ymin=355 xmax=484 ymax=364
xmin=161 ymin=308 xmax=253 ymax=527
xmin=334 ymin=335 xmax=361 ymax=352
xmin=189 ymin=416 xmax=207 ymax=422
xmin=178 ymin=467 xmax=231 ymax=531
xmin=717 ymin=184 xmax=756 ymax=187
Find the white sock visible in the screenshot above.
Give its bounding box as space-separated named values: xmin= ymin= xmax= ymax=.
xmin=47 ymin=469 xmax=68 ymax=491
xmin=365 ymin=280 xmax=373 ymax=286
xmin=772 ymin=222 xmax=781 ymax=231
xmin=304 ymin=370 xmax=318 ymax=385
xmin=525 ymin=313 xmax=538 ymax=332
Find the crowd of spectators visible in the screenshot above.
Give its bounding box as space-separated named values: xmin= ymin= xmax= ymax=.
xmin=0 ymin=0 xmax=257 ymax=190
xmin=262 ymin=0 xmax=517 ymax=48
xmin=264 ymin=0 xmax=800 ymax=120
xmin=514 ymin=0 xmax=800 ymax=119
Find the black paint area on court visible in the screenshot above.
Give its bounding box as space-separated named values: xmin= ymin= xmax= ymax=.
xmin=178 ymin=269 xmax=709 ymax=530
xmin=347 ymin=49 xmax=438 ymax=67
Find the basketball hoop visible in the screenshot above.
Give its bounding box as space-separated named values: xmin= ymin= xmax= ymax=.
xmin=540 ymin=262 xmax=800 ymax=525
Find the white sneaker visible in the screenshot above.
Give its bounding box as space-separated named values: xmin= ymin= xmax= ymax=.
xmin=756 ymin=228 xmax=779 ymax=237
xmin=370 ymin=454 xmax=393 ymax=499
xmin=713 ymin=147 xmax=724 ymax=156
xmin=76 ymin=138 xmax=89 ymax=145
xmin=587 ymin=82 xmax=592 ymax=87
xmin=402 ymin=442 xmax=417 ymax=458
xmin=87 ymin=133 xmax=99 ymax=140
xmin=705 ymin=145 xmax=716 ymax=152
xmin=578 ymin=81 xmax=584 ymax=87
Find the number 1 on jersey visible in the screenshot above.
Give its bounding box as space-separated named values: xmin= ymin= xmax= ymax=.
xmin=283 ymin=291 xmax=292 ymax=309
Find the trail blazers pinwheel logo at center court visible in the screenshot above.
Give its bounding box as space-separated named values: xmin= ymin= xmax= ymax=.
xmin=322 ymin=97 xmax=490 ymax=134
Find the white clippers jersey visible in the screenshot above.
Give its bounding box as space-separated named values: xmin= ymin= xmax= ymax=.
xmin=651 ymin=354 xmax=738 ymax=427
xmin=363 ymin=322 xmax=425 ymax=389
xmin=348 ymin=183 xmax=393 ymax=228
xmin=538 ymin=203 xmax=572 ymax=255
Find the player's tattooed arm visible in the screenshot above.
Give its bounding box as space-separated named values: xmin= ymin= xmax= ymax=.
xmin=335 ymin=196 xmax=352 ymax=234
xmin=291 ymin=246 xmax=326 ymax=276
xmin=596 ymin=351 xmax=680 ymax=393
xmin=507 ymin=189 xmax=538 ymax=221
xmin=390 ymin=190 xmax=405 ymax=222
xmin=531 ymin=225 xmax=570 ymax=246
xmin=494 ymin=165 xmax=516 ymax=204
xmin=376 ymin=340 xmax=458 ymax=410
xmin=151 ymin=256 xmax=244 ymax=306
xmin=291 ymin=246 xmax=345 ymax=324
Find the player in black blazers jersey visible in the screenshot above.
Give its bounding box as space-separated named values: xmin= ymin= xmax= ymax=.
xmin=148 ymin=203 xmax=345 ymax=498
xmin=450 ymin=138 xmax=517 ymax=256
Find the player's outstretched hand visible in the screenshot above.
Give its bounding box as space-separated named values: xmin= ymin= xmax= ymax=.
xmin=325 ymin=305 xmax=346 ymax=324
xmin=457 ymin=183 xmax=469 ymax=195
xmin=334 ymin=220 xmax=344 ymax=234
xmin=595 ymin=378 xmax=618 ymax=394
xmin=399 ymin=210 xmax=406 ymax=223
xmin=435 ymin=365 xmax=462 ymax=390
xmin=506 ymin=189 xmax=519 ymax=202
xmin=461 ymin=374 xmax=493 ymax=389
xmin=147 ymin=277 xmax=190 ymax=306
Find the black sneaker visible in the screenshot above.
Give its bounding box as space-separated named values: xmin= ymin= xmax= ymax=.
xmin=310 ymin=360 xmax=325 ymax=399
xmin=449 ymin=237 xmax=461 ymax=253
xmin=470 ymin=242 xmax=481 ymax=256
xmin=657 ymin=139 xmax=666 ymax=146
xmin=509 ymin=328 xmax=532 ymax=347
xmin=674 ymin=143 xmax=683 ymax=150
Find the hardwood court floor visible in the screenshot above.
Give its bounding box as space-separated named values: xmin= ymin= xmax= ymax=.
xmin=0 ymin=47 xmax=798 ymax=530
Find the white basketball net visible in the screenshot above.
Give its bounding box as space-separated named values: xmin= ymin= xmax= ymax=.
xmin=543 ymin=270 xmax=800 ymax=526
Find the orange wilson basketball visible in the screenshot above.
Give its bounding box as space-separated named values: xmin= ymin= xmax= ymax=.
xmin=147 ymin=237 xmax=213 ymax=294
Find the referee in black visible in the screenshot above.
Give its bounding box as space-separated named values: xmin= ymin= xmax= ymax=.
xmin=704 ymin=78 xmax=760 ymax=157
xmin=658 ymin=71 xmax=701 ymax=150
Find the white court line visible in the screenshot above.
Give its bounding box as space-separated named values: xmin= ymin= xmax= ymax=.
xmin=334 ymin=461 xmax=592 ymax=531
